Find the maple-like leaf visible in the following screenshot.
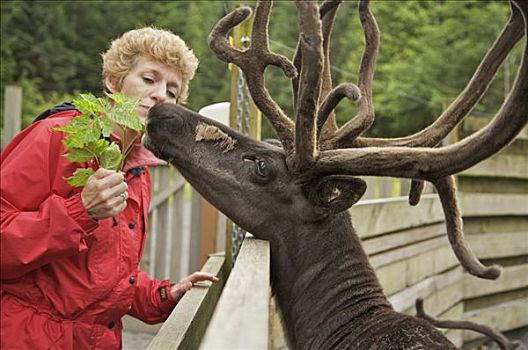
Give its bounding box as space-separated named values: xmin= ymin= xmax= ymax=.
xmin=56 ymin=92 xmax=144 ymax=187
xmin=66 ymin=168 xmax=95 ymax=187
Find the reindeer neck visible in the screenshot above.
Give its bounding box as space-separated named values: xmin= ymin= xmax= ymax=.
xmin=270 ymin=211 xmax=393 ymax=349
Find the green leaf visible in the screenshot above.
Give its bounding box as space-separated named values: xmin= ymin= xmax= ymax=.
xmin=64 ymin=148 xmax=95 ymax=163
xmin=105 ymin=93 xmax=144 ymax=132
xmin=99 ymin=142 xmax=123 ymax=170
xmin=98 ymin=115 xmax=114 ymax=138
xmin=66 ymin=168 xmax=94 ymax=187
xmin=86 ymin=139 xmax=110 ymax=157
xmin=73 ymin=93 xmax=103 ymax=116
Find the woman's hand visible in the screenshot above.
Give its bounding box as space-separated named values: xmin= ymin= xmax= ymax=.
xmin=81 ymin=168 xmax=128 ymax=220
xmin=170 ymin=272 xmax=219 ymax=302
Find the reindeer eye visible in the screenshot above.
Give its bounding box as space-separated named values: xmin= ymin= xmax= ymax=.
xmin=256 ymin=160 xmax=268 ymax=177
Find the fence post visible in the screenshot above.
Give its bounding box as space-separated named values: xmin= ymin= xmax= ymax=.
xmin=2 ymin=86 xmax=22 ymax=149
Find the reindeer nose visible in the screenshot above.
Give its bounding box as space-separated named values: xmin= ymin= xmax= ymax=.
xmin=146 ymin=103 xmax=184 ymax=131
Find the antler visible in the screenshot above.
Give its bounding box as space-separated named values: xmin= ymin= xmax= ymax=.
xmin=208 ymin=1 xmax=297 ymax=155
xmin=209 ymin=0 xmax=527 ymax=280
xmin=321 ymin=0 xmax=380 ymax=149
xmin=307 ymin=0 xmax=527 ymax=279
xmin=416 ymin=298 xmax=521 ymax=350
xmin=291 ymin=1 xmax=324 ymax=172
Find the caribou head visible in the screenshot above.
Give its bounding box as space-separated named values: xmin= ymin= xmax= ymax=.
xmin=143 ymin=0 xmax=527 ymax=348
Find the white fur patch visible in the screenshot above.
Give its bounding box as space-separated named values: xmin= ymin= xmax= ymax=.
xmin=195 ymin=122 xmax=236 ymax=153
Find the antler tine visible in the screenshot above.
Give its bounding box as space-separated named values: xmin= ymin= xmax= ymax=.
xmin=292 ymin=0 xmax=342 ymax=124
xmin=208 ymin=7 xmax=253 ymax=64
xmin=318 ymin=0 xmax=343 ymax=141
xmin=433 ymin=176 xmax=501 ymax=279
xmin=324 ymin=0 xmax=379 ymax=148
xmin=408 ymin=180 xmax=425 ymax=206
xmin=292 ymin=1 xmax=324 ymax=172
xmin=415 ymin=298 xmax=519 ymax=350
xmin=349 ymin=0 xmax=524 ymax=149
xmin=317 ymin=83 xmax=361 ymax=139
xmin=208 ymin=0 xmax=298 ymax=154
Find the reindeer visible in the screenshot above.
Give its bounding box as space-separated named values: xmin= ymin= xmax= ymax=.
xmin=143 ymin=0 xmax=528 ymax=349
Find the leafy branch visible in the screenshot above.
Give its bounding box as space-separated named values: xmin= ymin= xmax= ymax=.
xmin=54 ymin=93 xmax=143 ymax=187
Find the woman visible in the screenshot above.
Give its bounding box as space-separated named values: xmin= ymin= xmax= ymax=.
xmin=1 ymin=27 xmax=218 ymax=349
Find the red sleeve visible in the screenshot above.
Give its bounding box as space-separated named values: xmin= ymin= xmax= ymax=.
xmin=127 ymin=270 xmax=177 ymax=324
xmin=0 ymin=116 xmax=98 ymax=280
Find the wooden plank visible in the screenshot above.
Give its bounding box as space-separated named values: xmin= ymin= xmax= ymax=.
xmin=170 ymin=183 xmax=185 ymax=281
xmin=363 ymin=223 xmax=445 ymax=256
xmin=189 ymin=188 xmax=203 ymax=273
xmin=376 ymin=243 xmax=459 ymax=296
xmin=459 ymin=192 xmax=528 ymax=217
xmin=461 ymin=299 xmax=528 ymax=342
xmin=461 ymin=152 xmax=528 ymax=179
xmin=458 ymin=176 xmax=528 ymax=195
xmin=155 ymin=168 xmax=171 ymax=279
xmin=463 ymin=216 xmax=528 ymax=235
xmin=149 ymin=175 xmax=186 ymax=213
xmin=199 ymin=198 xmax=218 ymax=267
xmin=389 ymin=267 xmax=463 ymax=313
xmin=370 ymin=235 xmax=448 ymax=268
xmin=441 ymin=303 xmax=464 ymax=348
xmin=147 ymin=255 xmax=227 ymax=350
xmin=464 ymin=264 xmax=528 ymax=299
xmin=467 ymin=231 xmax=528 ymax=259
xmin=1 ymin=86 xmax=22 ymax=149
xmin=352 ymin=194 xmax=445 ymax=239
xmin=200 ymin=235 xmax=270 ymax=350
xmin=269 ymin=296 xmax=288 ymax=350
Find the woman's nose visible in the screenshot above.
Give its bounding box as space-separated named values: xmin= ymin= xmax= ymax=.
xmin=150 ymin=84 xmax=167 ymax=103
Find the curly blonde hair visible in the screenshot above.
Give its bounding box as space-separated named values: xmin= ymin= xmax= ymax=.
xmin=102 ymin=27 xmax=198 ymax=103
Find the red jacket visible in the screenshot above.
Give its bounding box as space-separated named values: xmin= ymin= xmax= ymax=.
xmin=1 ymin=110 xmax=176 ymax=349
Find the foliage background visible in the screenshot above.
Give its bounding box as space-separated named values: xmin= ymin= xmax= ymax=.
xmin=0 ymin=0 xmax=523 ymax=138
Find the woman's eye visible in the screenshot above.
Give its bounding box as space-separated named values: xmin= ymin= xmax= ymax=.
xmin=143 ymin=76 xmax=154 ymax=84
xmin=167 ymin=90 xmax=177 ymax=99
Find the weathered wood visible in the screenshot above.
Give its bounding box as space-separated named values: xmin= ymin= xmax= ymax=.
xmin=389 ymin=267 xmax=463 ymax=313
xmin=363 ymin=223 xmax=445 ymax=256
xmin=459 ymin=192 xmax=528 ymax=217
xmin=148 ymin=174 xmax=185 ymax=213
xmin=169 ymin=183 xmax=185 ymax=280
xmin=442 ymin=303 xmax=465 ymax=348
xmin=154 ymin=167 xmax=171 ymax=278
xmin=464 ymin=264 xmax=528 ymax=299
xmin=460 ymin=152 xmax=528 ymax=179
xmin=200 ymin=235 xmax=270 ymax=350
xmin=269 ymin=297 xmax=288 ymax=350
xmin=370 ymin=235 xmax=448 ymax=268
xmin=199 ymin=198 xmax=218 ymax=267
xmin=352 ymin=194 xmax=444 ymax=239
xmin=147 ymin=255 xmax=227 ymax=350
xmin=376 ymin=242 xmax=459 ymax=295
xmin=2 ymin=86 xmax=22 ymax=150
xmin=467 ymin=232 xmax=528 ymax=259
xmin=458 ymin=176 xmax=528 ymax=194
xmin=461 ymin=299 xmax=528 ymax=342
xmin=463 ymin=216 xmax=528 ymax=235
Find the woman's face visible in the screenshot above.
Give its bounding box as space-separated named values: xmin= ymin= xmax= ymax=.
xmin=106 ymin=56 xmax=184 ymax=121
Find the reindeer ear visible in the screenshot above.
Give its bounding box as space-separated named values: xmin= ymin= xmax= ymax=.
xmin=305 ymin=175 xmax=367 ymax=214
